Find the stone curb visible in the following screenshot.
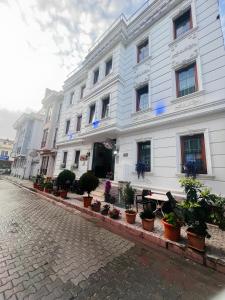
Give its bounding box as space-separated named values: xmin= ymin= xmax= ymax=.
xmin=5 ymin=178 xmax=225 ymax=275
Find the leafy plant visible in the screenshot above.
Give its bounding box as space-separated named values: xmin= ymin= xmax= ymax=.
xmin=109 ymin=208 xmax=120 ymax=219
xmin=101 ymin=204 xmax=110 ymax=215
xmin=140 ymin=208 xmax=155 ymax=220
xmin=44 ymin=181 xmax=53 ymax=190
xmin=79 ymin=171 xmax=99 ymax=197
xmin=56 ymin=169 xmax=75 ymax=191
xmin=164 ymin=212 xmax=182 ymax=228
xmin=121 ymin=182 xmax=136 ymax=210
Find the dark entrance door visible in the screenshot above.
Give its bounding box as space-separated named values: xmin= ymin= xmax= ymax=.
xmin=92 ymin=142 xmax=115 ymax=179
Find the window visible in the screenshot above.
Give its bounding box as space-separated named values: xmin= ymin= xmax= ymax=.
xmin=137 ymin=39 xmax=149 ymax=63
xmin=174 ymin=8 xmax=192 ymax=39
xmin=181 ymin=134 xmax=207 ymax=174
xmin=93 ymin=68 xmax=99 ymax=85
xmin=63 ymin=152 xmax=68 ymax=167
xmin=136 ymin=85 xmax=149 ymax=111
xmin=80 ymin=85 xmax=86 ymax=99
xmin=53 ymin=128 xmax=58 ymax=148
xmin=1 ymin=150 xmax=8 ymax=156
xmin=41 ymin=129 xmax=48 ymax=148
xmin=89 ymin=104 xmax=95 ymax=124
xmin=105 ymin=58 xmax=112 ymax=76
xmin=46 ymin=106 xmax=52 ymax=122
xmin=137 ymin=141 xmax=151 ymax=172
xmin=57 ymin=104 xmax=62 ymax=122
xmin=76 ymin=115 xmax=82 ymax=132
xmin=101 ymin=97 xmax=110 ymax=119
xmin=40 ymin=156 xmax=49 ymax=175
xmin=69 ymin=92 xmax=74 ymax=105
xmin=74 ymin=150 xmax=80 ymax=167
xmin=176 ymin=62 xmax=198 ymax=97
xmin=65 ymin=120 xmax=70 ymax=135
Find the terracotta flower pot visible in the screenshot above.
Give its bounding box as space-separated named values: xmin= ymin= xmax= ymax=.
xmin=33 ymin=183 xmax=38 ymax=189
xmin=44 ymin=188 xmax=52 ymax=194
xmin=83 ymin=196 xmax=93 ymax=208
xmin=162 ymin=219 xmax=181 ymax=242
xmin=91 ymin=202 xmax=101 ymax=212
xmin=125 ymin=211 xmax=137 ymax=224
xmin=142 ymin=218 xmax=154 ymax=231
xmin=60 ymin=190 xmax=68 ymax=199
xmin=187 ymin=229 xmax=205 ymax=252
xmin=39 ymin=187 xmax=44 ymax=192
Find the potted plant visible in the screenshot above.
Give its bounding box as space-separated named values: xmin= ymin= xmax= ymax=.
xmin=104 ymin=180 xmax=111 ymax=202
xmin=91 ymin=200 xmax=101 ymax=212
xmin=179 ymin=177 xmax=211 ymax=251
xmin=101 ymin=204 xmax=110 ymax=215
xmin=56 ymin=169 xmax=75 ymax=199
xmin=44 ymin=181 xmax=53 ymax=193
xmin=162 ymin=212 xmax=182 ymax=242
xmin=109 ymin=208 xmax=120 ymax=219
xmin=140 ymin=208 xmax=155 ymax=231
xmin=79 ymin=171 xmax=99 ymax=207
xmin=121 ymin=182 xmax=136 ymax=224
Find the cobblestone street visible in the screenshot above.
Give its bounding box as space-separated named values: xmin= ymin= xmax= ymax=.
xmin=0 ymin=179 xmax=225 ymax=300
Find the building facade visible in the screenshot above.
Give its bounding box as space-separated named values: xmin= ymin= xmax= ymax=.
xmin=39 ymin=89 xmax=63 ymax=177
xmin=54 ymin=0 xmax=225 ymax=196
xmin=0 ymin=138 xmax=14 ymax=172
xmin=11 ymin=113 xmax=44 ymax=179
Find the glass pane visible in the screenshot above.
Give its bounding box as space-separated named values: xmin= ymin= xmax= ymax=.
xmin=138 ymin=141 xmax=151 ymax=171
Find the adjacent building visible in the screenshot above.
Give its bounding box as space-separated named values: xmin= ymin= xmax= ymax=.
xmin=11 ymin=113 xmax=44 ymax=179
xmin=39 ymin=89 xmax=63 ymax=177
xmin=54 ymin=0 xmax=225 ymax=196
xmin=0 ymin=138 xmax=14 ymax=172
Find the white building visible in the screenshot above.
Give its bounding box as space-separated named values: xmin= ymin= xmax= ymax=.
xmin=39 ymin=89 xmax=63 ymax=177
xmin=11 ymin=113 xmax=44 ymax=179
xmin=54 ymin=0 xmax=225 ymax=196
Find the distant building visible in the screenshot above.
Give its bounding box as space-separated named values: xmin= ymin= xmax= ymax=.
xmin=39 ymin=89 xmax=63 ymax=177
xmin=0 ymin=138 xmax=14 ymax=172
xmin=11 ymin=113 xmax=44 ymax=179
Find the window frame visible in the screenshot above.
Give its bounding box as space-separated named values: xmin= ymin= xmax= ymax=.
xmin=93 ymin=68 xmax=99 ymax=85
xmin=76 ymin=115 xmax=82 ymax=132
xmin=65 ymin=120 xmax=70 ymax=135
xmin=175 ymin=62 xmax=198 ymax=98
xmin=137 ymin=140 xmax=151 ymax=172
xmin=105 ymin=58 xmax=113 ymax=76
xmin=41 ymin=128 xmax=48 ymax=148
xmin=101 ymin=97 xmax=110 ymax=119
xmin=74 ymin=150 xmax=80 ymax=167
xmin=63 ymin=151 xmax=68 ymax=167
xmin=173 ymin=8 xmax=193 ymax=40
xmin=136 ymin=84 xmax=149 ymax=112
xmin=89 ymin=104 xmax=96 ymax=124
xmin=80 ymin=85 xmax=86 ymax=99
xmin=180 ymin=133 xmax=207 ymax=174
xmin=69 ymin=91 xmax=74 ymax=105
xmin=137 ymin=39 xmax=149 ymax=63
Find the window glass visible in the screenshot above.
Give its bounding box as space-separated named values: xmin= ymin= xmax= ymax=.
xmin=65 ymin=120 xmax=70 ymax=134
xmin=69 ymin=92 xmax=74 ymax=105
xmin=181 ymin=134 xmax=207 ymax=174
xmin=76 ymin=115 xmax=82 ymax=132
xmin=101 ymin=97 xmax=110 ymax=118
xmin=89 ymin=104 xmax=95 ymax=123
xmin=105 ymin=58 xmax=112 ymax=76
xmin=63 ymin=152 xmax=67 ymax=166
xmin=176 ymin=63 xmax=197 ymax=97
xmin=137 ymin=141 xmax=151 ymax=172
xmin=74 ymin=150 xmax=80 ymax=166
xmin=41 ymin=129 xmax=48 ymax=148
xmin=93 ymin=69 xmax=99 ymax=84
xmin=53 ymin=128 xmax=58 ymax=148
xmin=174 ymin=9 xmax=192 ymax=39
xmin=136 ymin=85 xmax=149 ymax=111
xmin=80 ymin=85 xmax=86 ymax=99
xmin=137 ymin=39 xmax=149 ymax=63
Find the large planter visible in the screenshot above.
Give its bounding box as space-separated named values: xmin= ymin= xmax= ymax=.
xmin=60 ymin=190 xmax=68 ymax=199
xmin=83 ymin=196 xmax=93 ymax=208
xmin=162 ymin=219 xmax=181 ymax=242
xmin=125 ymin=211 xmax=137 ymax=224
xmin=44 ymin=188 xmax=52 ymax=194
xmin=142 ymin=218 xmax=154 ymax=231
xmin=33 ymin=182 xmax=38 ymax=189
xmin=187 ymin=229 xmax=205 ymax=252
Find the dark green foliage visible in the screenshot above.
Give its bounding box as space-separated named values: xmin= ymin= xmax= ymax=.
xmin=164 ymin=212 xmax=182 ymax=228
xmin=56 ymin=169 xmax=75 ymax=190
xmin=79 ymin=171 xmax=99 ymax=197
xmin=121 ymin=182 xmax=136 ymax=210
xmin=140 ymin=208 xmax=155 ymax=220
xmin=45 ymin=181 xmax=53 ymax=189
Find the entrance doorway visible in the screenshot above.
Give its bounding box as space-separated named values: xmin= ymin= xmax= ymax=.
xmin=92 ymin=142 xmax=115 ymax=179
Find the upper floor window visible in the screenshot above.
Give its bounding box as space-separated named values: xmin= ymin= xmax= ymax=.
xmin=93 ymin=68 xmax=99 ymax=85
xmin=76 ymin=115 xmax=82 ymax=132
xmin=136 ymin=85 xmax=149 ymax=111
xmin=41 ymin=129 xmax=48 ymax=148
xmin=174 ymin=8 xmax=192 ymax=39
xmin=80 ymin=85 xmax=86 ymax=99
xmin=137 ymin=39 xmax=149 ymax=63
xmin=57 ymin=104 xmax=62 ymax=122
xmin=53 ymin=128 xmax=58 ymax=148
xmin=69 ymin=91 xmax=74 ymax=105
xmin=137 ymin=141 xmax=151 ymax=172
xmin=176 ymin=62 xmax=198 ymax=97
xmin=65 ymin=120 xmax=70 ymax=135
xmin=101 ymin=97 xmax=110 ymax=119
xmin=181 ymin=134 xmax=207 ymax=174
xmin=105 ymin=58 xmax=112 ymax=76
xmin=89 ymin=104 xmax=95 ymax=124
xmin=46 ymin=106 xmax=52 ymax=123
xmin=74 ymin=150 xmax=80 ymax=167
xmin=1 ymin=150 xmax=8 ymax=156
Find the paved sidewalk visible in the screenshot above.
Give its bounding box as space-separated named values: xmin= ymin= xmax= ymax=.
xmin=1 ymin=178 xmax=225 ymax=300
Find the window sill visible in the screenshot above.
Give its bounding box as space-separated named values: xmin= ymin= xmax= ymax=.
xmin=169 ymin=26 xmax=198 ymax=47
xmin=171 ymin=90 xmax=205 ymax=104
xmin=133 ymin=56 xmax=151 ymax=69
xmin=176 ymin=173 xmax=215 ymax=180
xmin=131 ymin=107 xmax=152 ymax=117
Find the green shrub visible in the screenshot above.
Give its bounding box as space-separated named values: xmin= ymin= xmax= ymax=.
xmin=79 ymin=171 xmax=99 ymax=197
xmin=56 ymin=169 xmax=75 ymax=191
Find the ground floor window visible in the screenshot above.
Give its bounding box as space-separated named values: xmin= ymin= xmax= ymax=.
xmin=40 ymin=156 xmax=49 ymax=175
xmin=74 ymin=150 xmax=80 ymax=167
xmin=137 ymin=141 xmax=151 ymax=172
xmin=63 ymin=152 xmax=68 ymax=168
xmin=181 ymin=133 xmax=207 ymax=174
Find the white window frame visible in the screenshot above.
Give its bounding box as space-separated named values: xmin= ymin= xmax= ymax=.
xmin=105 ymin=57 xmax=113 ymax=77
xmin=133 ymin=137 xmax=153 ymax=173
xmin=101 ymin=94 xmax=110 ymax=119
xmin=133 ymin=81 xmax=151 ymax=113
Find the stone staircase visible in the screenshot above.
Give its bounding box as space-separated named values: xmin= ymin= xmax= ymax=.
xmin=91 ymin=179 xmax=119 ymax=202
